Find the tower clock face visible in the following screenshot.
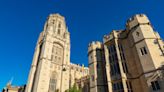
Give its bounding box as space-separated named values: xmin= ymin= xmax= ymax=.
xmin=52 ymin=43 xmax=64 ymax=65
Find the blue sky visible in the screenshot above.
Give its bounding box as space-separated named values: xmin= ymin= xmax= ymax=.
xmin=0 ymin=0 xmax=164 ymax=90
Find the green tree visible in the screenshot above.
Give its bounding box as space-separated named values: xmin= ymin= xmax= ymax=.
xmin=65 ymin=84 xmax=81 ymax=92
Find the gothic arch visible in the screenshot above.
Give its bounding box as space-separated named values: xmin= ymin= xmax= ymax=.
xmin=53 ymin=41 xmax=64 ymax=49
xmin=52 ymin=41 xmax=65 ymax=65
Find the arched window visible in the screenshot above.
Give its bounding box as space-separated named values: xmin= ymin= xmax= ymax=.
xmin=49 ymin=71 xmax=57 ymax=92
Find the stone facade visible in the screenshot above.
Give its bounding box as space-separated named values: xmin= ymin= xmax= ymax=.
xmin=88 ymin=41 xmax=108 ymax=92
xmin=2 ymin=82 xmax=26 ymax=92
xmin=75 ymin=75 xmax=90 ymax=92
xmin=25 ymin=14 xmax=89 ymax=92
xmin=70 ymin=63 xmax=89 ymax=88
xmin=24 ymin=13 xmax=164 ymax=92
xmin=88 ymin=14 xmax=164 ymax=92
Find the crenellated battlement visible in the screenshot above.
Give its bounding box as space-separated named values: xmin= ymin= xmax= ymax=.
xmin=103 ymin=31 xmax=115 ymax=43
xmin=126 ymin=14 xmax=151 ymax=30
xmin=70 ymin=63 xmax=89 ymax=76
xmin=46 ymin=13 xmax=66 ymax=26
xmin=126 ymin=14 xmax=148 ymax=23
xmin=88 ymin=41 xmax=103 ymax=53
xmin=48 ymin=13 xmax=65 ymax=20
xmin=103 ymin=30 xmax=123 ymax=43
xmin=70 ymin=63 xmax=89 ymax=70
xmin=42 ymin=13 xmax=70 ymax=41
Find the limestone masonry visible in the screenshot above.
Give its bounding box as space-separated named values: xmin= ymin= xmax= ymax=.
xmin=3 ymin=14 xmax=164 ymax=92
xmin=25 ymin=14 xmax=89 ymax=92
xmin=88 ymin=14 xmax=164 ymax=92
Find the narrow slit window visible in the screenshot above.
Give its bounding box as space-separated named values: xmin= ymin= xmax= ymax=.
xmin=140 ymin=47 xmax=148 ymax=56
xmin=151 ymin=81 xmax=161 ymax=91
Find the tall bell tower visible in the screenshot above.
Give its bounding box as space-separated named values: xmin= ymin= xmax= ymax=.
xmin=25 ymin=14 xmax=70 ymax=92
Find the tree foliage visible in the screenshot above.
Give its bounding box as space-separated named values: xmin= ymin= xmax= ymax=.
xmin=65 ymin=84 xmax=81 ymax=92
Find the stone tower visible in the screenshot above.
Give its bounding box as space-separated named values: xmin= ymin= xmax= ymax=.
xmin=25 ymin=14 xmax=70 ymax=92
xmin=125 ymin=14 xmax=164 ymax=92
xmin=101 ymin=14 xmax=164 ymax=92
xmin=126 ymin=14 xmax=164 ymax=71
xmin=88 ymin=41 xmax=108 ymax=92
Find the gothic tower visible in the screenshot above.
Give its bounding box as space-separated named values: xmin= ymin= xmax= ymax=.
xmin=25 ymin=14 xmax=70 ymax=92
xmin=88 ymin=41 xmax=108 ymax=92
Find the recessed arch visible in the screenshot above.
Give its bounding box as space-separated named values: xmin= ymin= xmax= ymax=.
xmin=53 ymin=41 xmax=64 ymax=49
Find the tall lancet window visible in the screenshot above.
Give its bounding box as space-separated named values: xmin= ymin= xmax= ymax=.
xmin=57 ymin=22 xmax=61 ymax=35
xmin=49 ymin=71 xmax=57 ymax=92
xmin=51 ymin=44 xmax=63 ymax=65
xmin=57 ymin=29 xmax=60 ymax=35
